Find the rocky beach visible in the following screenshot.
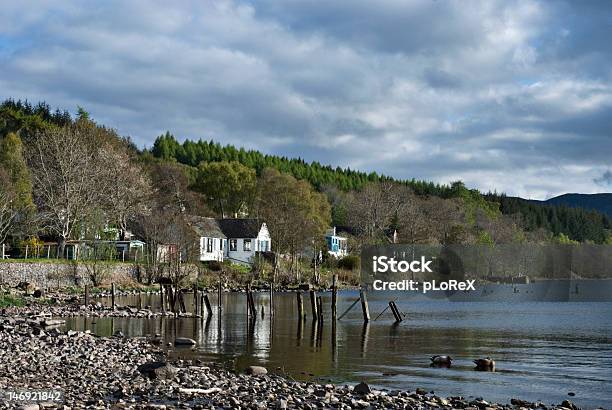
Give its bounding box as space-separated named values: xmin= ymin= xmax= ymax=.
xmin=0 ymin=305 xmax=589 ymax=410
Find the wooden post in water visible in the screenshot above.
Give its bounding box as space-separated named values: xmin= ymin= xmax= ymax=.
xmin=246 ymin=284 xmax=252 ymax=318
xmin=297 ymin=292 xmax=305 ymax=320
xmin=111 ymin=283 xmax=116 ymax=310
xmin=248 ymin=289 xmax=256 ymax=318
xmin=217 ymin=274 xmax=223 ymax=310
xmin=160 ymin=284 xmax=165 ymax=313
xmin=167 ymin=286 xmax=176 ymax=314
xmin=310 ymin=290 xmax=318 ymax=320
xmin=389 ymin=301 xmax=402 ymax=323
xmin=359 ymin=289 xmax=370 ymax=323
xmin=203 ymin=294 xmax=212 ymax=317
xmin=84 ymin=285 xmax=89 ymax=306
xmin=193 ymin=284 xmax=199 ymax=316
xmin=178 ymin=291 xmax=187 ymax=313
xmin=316 ymin=295 xmax=323 ymax=323
xmin=331 ymin=274 xmax=338 ymax=321
xmin=269 ymin=276 xmax=274 ymax=317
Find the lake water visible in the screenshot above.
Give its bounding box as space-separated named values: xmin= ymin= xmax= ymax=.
xmin=60 ymin=290 xmax=612 ymax=408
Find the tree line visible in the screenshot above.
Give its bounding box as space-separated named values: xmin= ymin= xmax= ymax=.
xmin=149 ymin=132 xmax=611 ymax=244
xmin=1 ymin=97 xmax=610 ymax=273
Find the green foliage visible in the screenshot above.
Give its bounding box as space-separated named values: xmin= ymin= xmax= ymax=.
xmin=553 ymin=232 xmax=580 ymax=245
xmin=76 ymin=106 xmax=90 ymax=121
xmin=337 ymin=255 xmax=360 ymax=271
xmin=0 ymin=132 xmax=34 ymax=212
xmin=490 ymin=193 xmax=611 ymax=244
xmin=476 ymin=231 xmax=495 ymax=245
xmin=0 ymin=294 xmax=25 ymax=308
xmin=256 ymin=168 xmax=331 ymax=255
xmin=19 ymin=236 xmax=44 ymax=257
xmin=194 ymin=161 xmax=256 ymax=217
xmin=150 ymin=133 xmax=454 ymax=194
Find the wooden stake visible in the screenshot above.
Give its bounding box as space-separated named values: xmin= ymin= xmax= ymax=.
xmin=111 ymin=283 xmax=116 ymax=310
xmin=316 ymin=295 xmax=323 ymax=323
xmin=310 ymin=290 xmax=318 ymax=320
xmin=297 ymin=292 xmax=305 ymax=320
xmin=193 ymin=284 xmax=199 ymax=315
xmin=84 ymin=285 xmax=89 ymax=306
xmin=331 ymin=274 xmax=338 ymax=321
xmin=338 ymin=297 xmax=360 ymax=320
xmin=389 ymin=301 xmax=403 ymax=322
xmin=203 ymin=294 xmax=213 ymax=317
xmin=178 ymin=291 xmax=187 ymax=313
xmin=160 ymin=284 xmax=165 ymax=313
xmin=217 ymin=274 xmax=222 ymax=310
xmin=359 ymin=289 xmax=370 ymax=323
xmin=246 ymin=284 xmax=252 ymax=317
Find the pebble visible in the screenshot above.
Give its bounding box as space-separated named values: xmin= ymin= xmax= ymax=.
xmin=0 ymin=309 xmax=590 ymax=409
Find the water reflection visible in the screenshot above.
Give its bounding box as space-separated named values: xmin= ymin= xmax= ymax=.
xmin=60 ymin=291 xmax=612 ymax=408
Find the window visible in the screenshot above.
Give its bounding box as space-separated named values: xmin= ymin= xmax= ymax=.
xmin=229 ymin=239 xmax=237 ymax=252
xmin=243 ymin=239 xmax=252 ymax=251
xmin=206 ymin=238 xmax=213 ymax=253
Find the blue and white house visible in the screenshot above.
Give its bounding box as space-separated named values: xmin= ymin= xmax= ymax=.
xmin=325 ymin=226 xmax=348 ymax=258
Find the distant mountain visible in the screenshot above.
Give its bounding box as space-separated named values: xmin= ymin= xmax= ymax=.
xmin=536 ymin=193 xmax=612 ymax=217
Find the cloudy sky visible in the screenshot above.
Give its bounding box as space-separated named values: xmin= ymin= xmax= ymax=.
xmin=1 ymin=1 xmax=611 ymax=199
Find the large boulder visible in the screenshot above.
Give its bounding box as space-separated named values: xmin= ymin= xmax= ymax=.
xmin=174 ymin=337 xmax=196 ymax=346
xmin=245 ymin=365 xmax=268 ymax=376
xmin=353 ymin=382 xmax=371 ymax=395
xmin=138 ymin=361 xmax=178 ymax=380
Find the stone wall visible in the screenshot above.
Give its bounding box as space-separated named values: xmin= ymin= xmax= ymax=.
xmin=0 ymin=261 xmax=140 ymax=288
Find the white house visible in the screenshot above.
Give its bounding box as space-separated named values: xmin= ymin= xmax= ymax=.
xmin=218 ymin=218 xmax=271 ymax=264
xmin=186 ymin=216 xmax=226 ymax=262
xmin=186 ymin=216 xmax=271 ymax=265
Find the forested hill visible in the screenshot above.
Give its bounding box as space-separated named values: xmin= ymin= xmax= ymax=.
xmin=487 ymin=194 xmax=611 ymax=243
xmin=538 ymin=193 xmax=612 ymax=217
xmin=150 ymin=132 xmax=455 ymax=195
xmin=150 ymin=133 xmax=611 ymax=244
xmin=1 ymin=99 xmax=610 ymax=243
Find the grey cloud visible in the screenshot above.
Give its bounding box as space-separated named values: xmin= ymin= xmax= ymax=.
xmin=0 ymin=0 xmax=611 ymax=199
xmin=594 ymin=171 xmax=612 ymax=186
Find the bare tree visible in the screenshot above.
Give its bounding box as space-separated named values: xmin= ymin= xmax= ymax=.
xmin=104 ymin=147 xmax=153 ymax=240
xmin=0 ymin=169 xmax=18 ymax=243
xmin=27 ymin=121 xmax=116 ymax=256
xmin=349 ymin=181 xmax=410 ymax=244
xmin=420 ymin=197 xmax=467 ymax=244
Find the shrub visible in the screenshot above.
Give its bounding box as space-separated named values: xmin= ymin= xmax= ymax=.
xmin=205 ymin=260 xmax=223 ymax=271
xmin=19 ymin=237 xmax=45 ymax=258
xmin=337 ymin=255 xmax=360 ymax=271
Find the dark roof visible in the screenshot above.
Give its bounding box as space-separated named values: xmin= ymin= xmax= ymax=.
xmin=218 ymin=218 xmax=263 ymax=238
xmin=186 ymin=215 xmax=226 ymax=238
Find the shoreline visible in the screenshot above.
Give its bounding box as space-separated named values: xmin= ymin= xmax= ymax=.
xmin=0 ymin=312 xmax=588 ymax=409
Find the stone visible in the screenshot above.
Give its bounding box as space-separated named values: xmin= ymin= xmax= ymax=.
xmin=113 ymin=330 xmax=125 ymax=338
xmin=18 ymin=404 xmax=39 ymax=410
xmin=416 ymin=387 xmax=428 ymax=395
xmin=561 ymin=400 xmax=578 ymax=410
xmin=245 ymin=365 xmax=268 ymax=376
xmin=137 ymin=361 xmax=179 ymax=380
xmin=174 ymin=337 xmax=196 ymax=346
xmin=353 ymin=382 xmax=371 ymax=395
xmin=33 ymin=289 xmax=43 ymax=298
xmin=42 ymin=319 xmax=66 ymax=327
